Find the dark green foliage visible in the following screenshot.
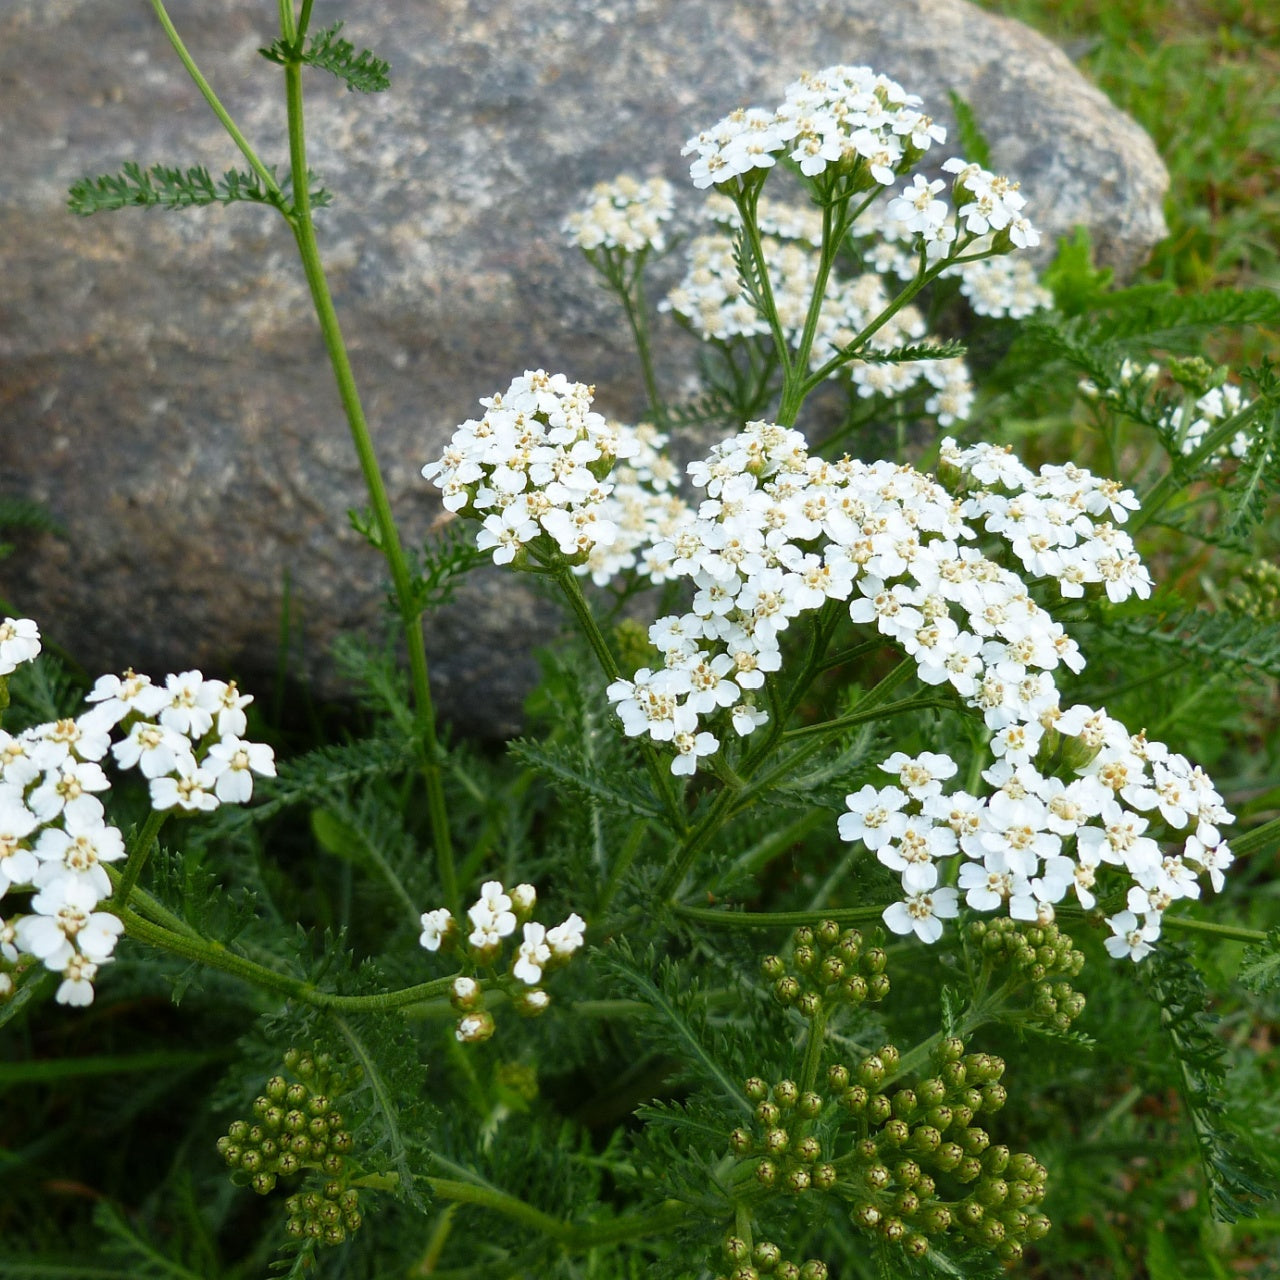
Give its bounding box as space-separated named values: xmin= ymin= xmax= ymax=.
xmin=67 ymin=163 xmax=332 ymax=216
xmin=1137 ymin=946 xmax=1275 ymax=1223
xmin=857 ymin=339 xmax=968 ymax=366
xmin=260 ymin=23 xmax=391 ymax=94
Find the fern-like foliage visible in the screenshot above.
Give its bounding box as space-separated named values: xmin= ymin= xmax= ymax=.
xmin=856 ymin=339 xmax=967 ymax=365
xmin=509 ymin=737 xmax=663 ymax=823
xmin=67 ymin=162 xmax=333 ymax=217
xmin=410 ymin=523 xmax=490 ymax=615
xmin=260 ymin=22 xmax=391 ymax=93
xmin=1089 ymin=600 xmax=1280 ymax=681
xmin=1138 ymin=945 xmax=1274 ymax=1222
xmin=1238 ymin=926 xmax=1280 ymax=994
xmin=598 ymin=942 xmax=754 ymax=1117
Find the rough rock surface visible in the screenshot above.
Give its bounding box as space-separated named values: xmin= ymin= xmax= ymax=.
xmin=0 ymin=0 xmax=1168 ymax=734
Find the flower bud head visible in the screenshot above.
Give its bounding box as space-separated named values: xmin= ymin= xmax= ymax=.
xmin=456 ymin=1010 xmax=496 ymax=1043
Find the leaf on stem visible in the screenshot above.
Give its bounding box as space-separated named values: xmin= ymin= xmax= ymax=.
xmin=260 ymin=22 xmax=391 ymax=94
xmin=67 ymin=162 xmax=332 ymax=217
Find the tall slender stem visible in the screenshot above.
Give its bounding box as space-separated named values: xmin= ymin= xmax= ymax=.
xmin=281 ymin=53 xmax=457 ymax=914
xmin=149 ymin=0 xmax=282 ymax=201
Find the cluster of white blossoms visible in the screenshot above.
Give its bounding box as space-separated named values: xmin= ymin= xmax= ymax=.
xmin=562 ymin=174 xmax=676 ymax=254
xmin=661 ymin=202 xmax=972 ymax=420
xmin=681 ymin=65 xmax=946 ymax=191
xmin=423 ymin=370 xmax=637 ymax=570
xmin=605 ymin=419 xmax=1152 ymax=780
xmin=418 ymin=880 xmax=586 ymax=1041
xmin=844 ymin=720 xmax=1233 ymax=963
xmin=939 ymin=438 xmax=1152 ymax=602
xmin=1 ymin=656 xmax=274 ymax=1006
xmin=1165 ymin=380 xmax=1254 ymax=461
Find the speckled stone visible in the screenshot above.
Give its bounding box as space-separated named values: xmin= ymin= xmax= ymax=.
xmin=0 ymin=0 xmax=1168 ymax=733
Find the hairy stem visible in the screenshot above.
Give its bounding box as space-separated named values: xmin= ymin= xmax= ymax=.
xmin=111 ymin=810 xmax=168 ymax=915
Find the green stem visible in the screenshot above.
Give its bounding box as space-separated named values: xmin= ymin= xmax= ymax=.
xmin=781 ymin=694 xmax=954 ymax=741
xmin=619 ymin=257 xmax=664 ymax=421
xmin=552 ymin=567 xmax=686 ymax=831
xmin=737 ymin=187 xmax=793 ymax=382
xmin=425 ymin=1173 xmax=688 ymax=1248
xmin=673 ymin=904 xmax=887 ymax=929
xmin=799 ymin=1003 xmax=829 ymax=1096
xmin=281 ymin=53 xmax=457 ymax=914
xmin=148 ymin=0 xmax=283 ymax=201
xmin=1160 ymin=915 xmax=1267 ymax=944
xmin=111 ymin=810 xmax=168 ymax=914
xmin=119 ymin=907 xmax=458 ymax=1010
xmin=1228 ymin=813 xmax=1280 ymax=860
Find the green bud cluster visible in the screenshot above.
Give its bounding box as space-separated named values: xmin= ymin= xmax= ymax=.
xmin=714 ymin=1234 xmax=829 ymax=1280
xmin=762 ymin=923 xmax=889 ymax=1016
xmin=1226 ymin=559 xmax=1280 ymax=620
xmin=733 ymin=1036 xmax=1050 ymax=1267
xmin=964 ymin=919 xmax=1086 ymax=1034
xmin=216 ymin=1048 xmax=365 ymax=1248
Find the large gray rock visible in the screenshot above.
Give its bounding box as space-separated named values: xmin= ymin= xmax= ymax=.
xmin=0 ymin=0 xmax=1168 ymax=734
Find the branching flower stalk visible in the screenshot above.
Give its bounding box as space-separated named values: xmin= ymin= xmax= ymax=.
xmin=148 ymin=0 xmax=458 ymax=912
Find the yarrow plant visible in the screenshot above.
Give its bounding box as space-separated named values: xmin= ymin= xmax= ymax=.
xmin=6 ymin=8 xmax=1280 ymax=1280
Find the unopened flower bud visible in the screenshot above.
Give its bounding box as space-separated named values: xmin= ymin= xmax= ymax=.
xmin=764 ymin=1128 xmax=790 ymax=1155
xmin=841 ymin=974 xmax=868 ymax=1003
xmin=891 ymin=1089 xmax=917 ymax=1120
xmin=815 ymin=919 xmax=841 ymax=948
xmin=794 ymin=926 xmax=815 ymax=949
xmin=509 ymin=883 xmax=537 ymax=918
xmin=841 ymin=1085 xmax=868 ymax=1113
xmin=755 ymin=1159 xmax=777 ymax=1187
xmin=799 ymin=1261 xmax=827 ymax=1280
xmin=935 ymin=1142 xmax=963 ymax=1171
xmin=786 ymin=1167 xmax=811 ymax=1193
xmin=723 ymin=1236 xmax=751 ymax=1263
xmin=798 ymin=1091 xmax=822 ymax=1119
xmin=853 ymin=1202 xmax=881 ymax=1229
xmin=286 ymin=1083 xmax=309 ymax=1107
xmin=867 ymin=1093 xmax=892 ymax=1124
xmin=774 ymin=977 xmax=801 ymax=1005
xmin=864 ymin=1163 xmax=891 ymax=1190
xmin=880 ymin=1118 xmax=910 ymax=1148
xmin=515 ymin=988 xmax=551 ymax=1017
xmin=793 ymin=945 xmax=817 ymax=972
xmin=981 ymin=1084 xmax=1007 ymax=1113
xmin=813 ymin=1163 xmax=837 ymax=1190
xmin=773 ymin=1079 xmax=798 ymax=1107
xmin=756 ymin=1100 xmax=781 ymax=1127
xmin=796 ymin=992 xmax=822 ymax=1018
xmin=827 ymin=1064 xmax=850 ymax=1091
xmin=921 ymin=1205 xmax=951 ymax=1234
xmin=857 ymin=1055 xmax=885 ymax=1087
xmin=958 ymin=1200 xmax=984 ymax=1226
xmin=761 ymin=955 xmax=786 ymax=980
xmin=795 ymin=1136 xmax=821 ymax=1163
xmin=866 ymin=973 xmax=890 ymax=1001
xmin=753 ymin=1241 xmax=782 ymax=1271
xmin=265 ymin=1075 xmax=288 ymax=1102
xmin=455 ymin=1010 xmax=495 ymax=1043
xmin=451 ymin=976 xmax=482 ymax=1011
xmin=819 ymin=956 xmax=845 ymax=984
xmin=729 ymin=1127 xmax=753 ymax=1155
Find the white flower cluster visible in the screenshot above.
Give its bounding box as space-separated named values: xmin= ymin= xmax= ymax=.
xmin=843 ymin=720 xmax=1233 ymax=962
xmin=1 ymin=665 xmax=274 ymax=1006
xmin=581 ymin=421 xmax=695 ymax=587
xmin=1166 ymin=381 xmax=1254 ymax=460
xmin=0 ymin=617 xmax=41 ymax=677
xmin=940 ymin=438 xmax=1152 ymax=602
xmin=418 ymin=880 xmax=586 ymax=1040
xmin=681 ymin=65 xmax=946 ymax=190
xmin=662 ymin=202 xmax=974 ymax=421
xmin=606 ymin=421 xmax=1152 ymax=778
xmin=562 ymin=174 xmax=676 ymax=253
xmin=423 ymin=370 xmax=638 ymax=569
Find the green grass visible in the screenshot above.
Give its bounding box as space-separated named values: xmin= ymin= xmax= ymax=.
xmin=977 ymin=0 xmax=1280 ymax=291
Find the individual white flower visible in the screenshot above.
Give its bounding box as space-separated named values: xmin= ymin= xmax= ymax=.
xmin=455 ymin=1011 xmax=496 ymax=1043
xmin=880 ymin=751 xmax=958 ymax=801
xmin=55 ymin=954 xmax=101 ymax=1007
xmin=28 ymin=759 xmax=111 ymax=824
xmin=419 ymin=907 xmax=455 ymax=952
xmin=467 ymin=880 xmax=517 ymax=949
xmin=1103 ymin=910 xmax=1162 ymax=962
xmin=85 ymin=670 xmax=169 ymax=725
xmin=112 ymin=720 xmax=192 ymax=780
xmin=212 ymin=681 xmax=255 ymax=738
xmin=158 ymin=670 xmax=221 ymax=740
xmin=839 ymin=784 xmax=910 ymax=851
xmin=883 ymin=887 xmax=959 ymax=944
xmin=547 ymin=912 xmax=586 ymax=961
xmin=512 ymin=921 xmax=551 ymax=986
xmin=14 ymin=876 xmax=123 ymax=970
xmin=203 ymin=735 xmax=277 ymax=804
xmin=33 ymin=806 xmax=126 ymax=900
xmin=149 ymin=755 xmax=219 ymax=813
xmin=0 ymin=617 xmax=41 ymax=675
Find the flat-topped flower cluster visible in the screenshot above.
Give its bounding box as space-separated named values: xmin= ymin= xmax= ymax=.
xmin=419 ymin=880 xmax=586 ymax=1041
xmin=561 ymin=174 xmax=675 ymax=254
xmin=605 ymin=419 xmax=1146 ymax=774
xmin=680 ymin=65 xmax=947 ymax=191
xmin=1 ymin=645 xmax=274 ymax=1006
xmin=423 ymin=370 xmax=693 ymax=584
